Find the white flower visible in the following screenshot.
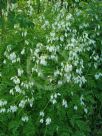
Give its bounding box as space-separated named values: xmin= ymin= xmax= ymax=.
xmin=17 ymin=57 xmax=20 ymax=62
xmin=40 ymin=118 xmax=44 ymax=123
xmin=50 ymin=55 xmax=58 ymax=61
xmin=21 ymin=48 xmax=25 ymax=55
xmin=18 ymin=68 xmax=24 ymax=76
xmin=9 ymin=89 xmax=14 ymax=95
xmin=50 ymin=95 xmax=54 ymax=100
xmin=19 ymin=100 xmax=26 ymax=108
xmin=64 ymin=64 xmax=72 ymax=73
xmin=95 ymin=73 xmax=102 ymax=80
xmin=54 ymin=93 xmax=57 ymax=98
xmin=62 ymin=99 xmax=68 ymax=108
xmin=0 ymin=100 xmax=7 ymax=107
xmin=10 ymin=76 xmax=20 ymax=84
xmin=50 ymin=32 xmax=55 ymax=37
xmin=94 ymin=55 xmax=99 ymax=61
xmin=40 ymin=56 xmax=47 ymax=66
xmin=25 ymin=40 xmax=29 ymax=45
xmin=46 ymin=117 xmax=51 ymax=125
xmin=52 ymin=99 xmax=57 ymax=104
xmin=0 ymin=108 xmax=6 ymax=113
xmin=14 ymin=23 xmax=20 ymax=29
xmin=11 ymin=3 xmax=18 ymax=11
xmin=9 ymin=52 xmax=17 ymax=63
xmin=21 ymin=116 xmax=29 ymax=122
xmin=46 ymin=46 xmax=55 ymax=52
xmin=95 ymin=74 xmax=100 ymax=79
xmin=66 ymin=13 xmax=72 ymax=20
xmin=15 ymin=85 xmax=21 ymax=93
xmin=80 ymin=95 xmax=85 ymax=105
xmin=76 ymin=68 xmax=82 ymax=75
xmin=73 ymin=76 xmax=86 ymax=87
xmin=84 ymin=108 xmax=88 ymax=114
xmin=64 ymin=73 xmax=71 ymax=82
xmin=45 ymin=20 xmax=49 ymax=26
xmin=74 ymin=105 xmax=78 ymax=110
xmin=22 ymin=31 xmax=27 ymax=37
xmin=65 ymin=33 xmax=67 ymax=37
xmin=0 ymin=72 xmax=2 ymax=77
xmin=71 ymin=92 xmax=74 ymax=96
xmin=60 ymin=36 xmax=64 ymax=42
xmin=50 ymin=93 xmax=61 ymax=104
xmin=28 ymin=98 xmax=34 ymax=107
xmin=40 ymin=111 xmax=44 ymax=117
xmin=58 ymin=80 xmax=63 ymax=85
xmin=10 ymin=105 xmax=18 ymax=113
xmin=75 ymin=0 xmax=79 ymax=2
xmin=3 ymin=60 xmax=6 ymax=64
xmin=50 ymin=95 xmax=57 ymax=104
xmin=54 ymin=70 xmax=60 ymax=77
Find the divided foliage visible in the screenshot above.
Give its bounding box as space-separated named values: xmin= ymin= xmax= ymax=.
xmin=0 ymin=0 xmax=102 ymax=136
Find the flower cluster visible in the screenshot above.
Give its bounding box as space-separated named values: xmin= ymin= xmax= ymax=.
xmin=0 ymin=1 xmax=101 ymax=135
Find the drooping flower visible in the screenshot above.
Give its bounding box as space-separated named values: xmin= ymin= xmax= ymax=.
xmin=46 ymin=117 xmax=51 ymax=125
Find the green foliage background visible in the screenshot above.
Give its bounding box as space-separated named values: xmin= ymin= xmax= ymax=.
xmin=0 ymin=0 xmax=102 ymax=136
